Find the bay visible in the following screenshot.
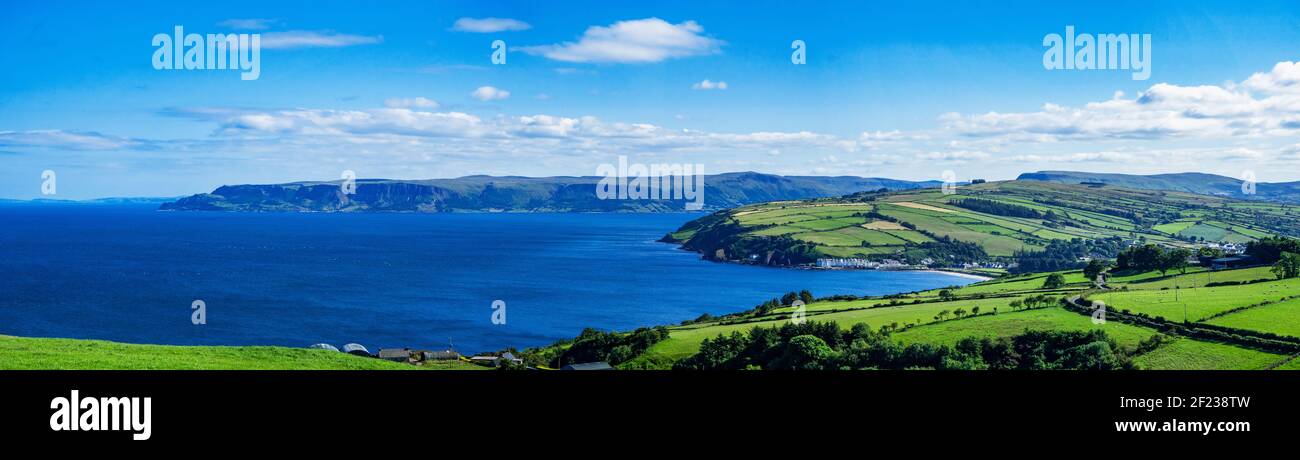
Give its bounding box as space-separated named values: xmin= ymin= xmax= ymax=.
xmin=0 ymin=204 xmax=976 ymax=353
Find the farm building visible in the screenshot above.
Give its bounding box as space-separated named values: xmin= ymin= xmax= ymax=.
xmin=341 ymin=343 xmax=371 ymax=356
xmin=1211 ymin=256 xmax=1256 ymax=270
xmin=421 ymin=350 xmax=461 ymax=361
xmin=377 ymin=348 xmax=413 ymax=362
xmin=561 ymin=361 xmax=614 ymax=371
xmin=308 ymin=343 xmax=339 ymax=352
xmin=468 ymin=353 xmax=525 ymax=367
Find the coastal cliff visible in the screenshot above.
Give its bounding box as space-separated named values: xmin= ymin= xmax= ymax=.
xmin=160 ymin=173 xmax=938 ymax=212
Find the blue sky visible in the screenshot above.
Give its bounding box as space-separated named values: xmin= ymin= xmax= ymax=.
xmin=3 ymin=0 xmax=1300 ymax=198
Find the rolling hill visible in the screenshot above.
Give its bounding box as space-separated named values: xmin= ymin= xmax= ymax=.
xmin=1018 ymin=171 xmax=1300 ymax=203
xmin=664 ymin=180 xmax=1300 ymax=266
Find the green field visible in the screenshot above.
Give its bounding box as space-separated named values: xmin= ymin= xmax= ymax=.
xmin=788 ymin=216 xmax=868 ymax=231
xmin=1205 ymin=297 xmax=1300 ymax=339
xmin=657 ymin=178 xmax=1300 ymax=371
xmin=1131 ymin=338 xmax=1286 ymax=370
xmin=1153 ymin=221 xmax=1195 ymax=235
xmin=892 ymin=307 xmax=1157 ymax=349
xmin=943 ymin=270 xmax=1089 ymax=296
xmin=644 ymin=295 xmax=1029 ymax=363
xmin=1118 ymin=266 xmax=1267 ymax=290
xmin=1091 ymin=276 xmax=1300 ymax=322
xmin=672 ymin=180 xmax=1297 ymax=267
xmin=0 ymin=335 xmax=485 ymax=370
xmin=1274 ymin=357 xmax=1300 ymax=370
xmin=626 ymin=265 xmax=1300 ymax=370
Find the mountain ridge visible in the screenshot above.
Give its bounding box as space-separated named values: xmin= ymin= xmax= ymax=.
xmin=159 ymin=172 xmax=941 ymax=212
xmin=1017 ymin=170 xmax=1300 ymax=203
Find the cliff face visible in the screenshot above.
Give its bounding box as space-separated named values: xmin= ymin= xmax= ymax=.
xmin=159 ymin=173 xmax=938 ymax=213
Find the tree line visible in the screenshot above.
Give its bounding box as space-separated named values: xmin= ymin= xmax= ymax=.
xmin=1011 ymin=237 xmax=1125 ymax=274
xmin=1115 ymin=244 xmax=1192 ymax=275
xmin=952 ymin=198 xmax=1043 ymax=219
xmin=675 ymin=320 xmax=1135 ymax=370
xmin=522 ymin=326 xmax=671 ymax=368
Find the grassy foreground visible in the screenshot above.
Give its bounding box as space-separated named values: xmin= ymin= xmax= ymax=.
xmin=614 ymin=266 xmax=1300 ymax=370
xmin=0 ymin=335 xmax=485 ymax=370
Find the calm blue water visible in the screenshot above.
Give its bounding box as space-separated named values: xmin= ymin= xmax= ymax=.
xmin=0 ymin=204 xmax=975 ymax=353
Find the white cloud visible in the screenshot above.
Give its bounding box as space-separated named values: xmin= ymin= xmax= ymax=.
xmin=1242 ymin=61 xmax=1300 ymax=94
xmin=162 ymin=104 xmax=847 ymax=160
xmin=691 ymin=79 xmax=727 ymax=90
xmin=217 ymin=109 xmax=487 ymax=138
xmin=1006 ymin=146 xmax=1278 ymax=165
xmin=0 ymin=130 xmax=148 ymax=151
xmin=218 ymin=18 xmax=277 ymax=30
xmin=1279 ymin=144 xmax=1300 ymax=161
xmin=856 ymin=130 xmax=930 ymax=150
xmin=260 ymin=31 xmax=383 ymax=49
xmin=470 ymin=86 xmax=511 ymax=101
xmin=1217 ymin=147 xmax=1267 ymax=161
xmin=20 ymin=60 xmax=1300 ymax=183
xmin=384 ymin=97 xmax=440 ymax=109
xmin=916 ymin=150 xmax=991 ymax=162
xmin=451 ymin=17 xmax=531 ymax=33
xmin=940 ymin=61 xmax=1300 ymax=143
xmin=518 ymin=18 xmax=723 ymax=63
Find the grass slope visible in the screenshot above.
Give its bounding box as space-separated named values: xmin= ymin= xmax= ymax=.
xmin=1205 ymin=297 xmax=1300 ymax=340
xmin=0 ymin=335 xmax=484 ymax=370
xmin=1091 ymin=276 xmax=1300 ymax=322
xmin=633 ymin=266 xmax=1297 ymax=370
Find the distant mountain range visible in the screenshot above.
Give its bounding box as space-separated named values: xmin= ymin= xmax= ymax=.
xmin=1017 ymin=171 xmax=1300 ymax=203
xmin=0 ymin=197 xmax=180 ymax=205
xmin=159 ymin=172 xmax=941 ymax=212
xmin=15 ymin=170 xmax=1298 ymax=212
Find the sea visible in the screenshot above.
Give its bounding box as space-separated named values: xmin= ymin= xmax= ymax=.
xmin=0 ymin=203 xmax=977 ymax=353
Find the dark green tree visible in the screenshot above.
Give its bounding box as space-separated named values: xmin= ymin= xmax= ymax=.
xmin=1273 ymin=252 xmax=1300 ymax=280
xmin=1082 ymin=258 xmax=1111 ymax=284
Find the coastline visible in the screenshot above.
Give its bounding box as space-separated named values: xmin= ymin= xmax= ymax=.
xmin=924 ymin=270 xmax=995 ymax=282
xmin=668 ymin=245 xmax=997 ymax=282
